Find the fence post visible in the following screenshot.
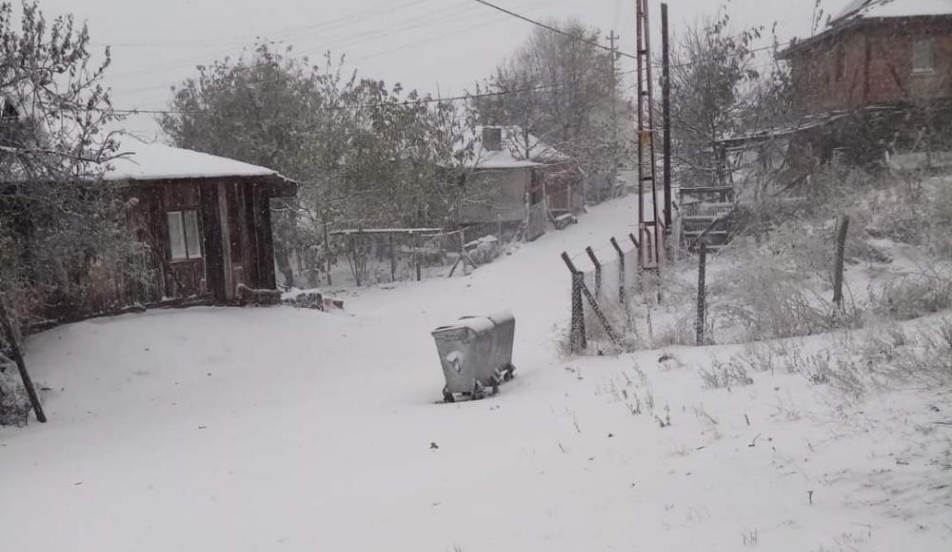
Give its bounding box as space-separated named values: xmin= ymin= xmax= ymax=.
xmin=350 ymin=234 xmax=361 ymax=287
xmin=833 ymin=214 xmax=850 ymax=308
xmin=561 ymin=252 xmax=587 ymax=353
xmin=415 ymin=234 xmax=422 ymax=282
xmin=610 ymin=238 xmax=626 ymax=308
xmin=585 ymin=246 xmax=602 ymax=298
xmin=696 ymin=241 xmax=707 ymax=346
xmin=323 ymin=218 xmax=332 ymax=286
xmin=389 ymin=233 xmax=397 ymax=283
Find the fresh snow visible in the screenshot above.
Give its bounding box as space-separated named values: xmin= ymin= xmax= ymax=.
xmin=1 ymin=194 xmax=950 ymax=551
xmin=835 ymin=0 xmax=952 ymax=22
xmin=104 ymin=136 xmax=279 ymax=181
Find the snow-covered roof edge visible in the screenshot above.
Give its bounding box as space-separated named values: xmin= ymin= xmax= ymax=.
xmin=103 ymin=136 xmax=291 ymax=185
xmin=781 ymin=0 xmax=952 ymax=58
xmin=460 ymin=126 xmax=574 ymax=170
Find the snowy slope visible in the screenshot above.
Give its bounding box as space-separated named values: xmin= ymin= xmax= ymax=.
xmin=1 ymin=195 xmax=950 ymax=552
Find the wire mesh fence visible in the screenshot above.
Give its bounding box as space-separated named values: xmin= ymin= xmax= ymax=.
xmin=562 ymin=229 xmax=669 ymax=354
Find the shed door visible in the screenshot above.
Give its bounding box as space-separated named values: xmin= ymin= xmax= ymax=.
xmin=162 ymin=185 xmax=208 ymax=299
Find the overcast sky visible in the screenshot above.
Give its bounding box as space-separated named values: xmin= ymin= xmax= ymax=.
xmin=35 ymin=0 xmax=854 ymax=137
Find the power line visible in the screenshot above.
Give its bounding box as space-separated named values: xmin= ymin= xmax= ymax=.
xmin=110 ymin=70 xmax=639 ymax=116
xmin=469 ymin=0 xmax=638 ymax=61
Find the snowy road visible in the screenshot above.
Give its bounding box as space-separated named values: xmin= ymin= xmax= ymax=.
xmin=1 ymin=194 xmax=950 ymax=551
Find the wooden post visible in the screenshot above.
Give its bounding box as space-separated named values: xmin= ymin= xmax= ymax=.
xmin=561 ymin=252 xmax=587 ymax=353
xmin=350 ymin=234 xmax=361 ymax=287
xmin=0 ymin=297 xmax=46 ymax=423
xmin=415 ymin=234 xmax=422 ymax=282
xmin=585 ymin=246 xmax=602 ymax=298
xmin=833 ymin=215 xmax=850 ymax=307
xmin=661 ymin=3 xmax=673 ymax=232
xmin=696 ymin=242 xmax=707 ymax=346
xmin=389 ymin=233 xmax=396 ymax=283
xmin=323 ymin=217 xmax=332 ymax=286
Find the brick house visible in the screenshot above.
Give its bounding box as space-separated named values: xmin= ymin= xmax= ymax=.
xmin=780 ymin=0 xmax=952 ymax=114
xmin=717 ymin=1 xmax=952 ymax=171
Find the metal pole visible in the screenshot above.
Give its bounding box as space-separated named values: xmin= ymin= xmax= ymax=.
xmin=662 ymin=3 xmax=673 ymax=231
xmin=585 ymin=246 xmax=602 ymax=298
xmin=635 ymin=0 xmax=646 ymax=237
xmin=561 ymin=252 xmax=587 ymax=353
xmin=610 ymin=237 xmax=627 ymax=311
xmin=610 ymin=30 xmax=619 ymax=199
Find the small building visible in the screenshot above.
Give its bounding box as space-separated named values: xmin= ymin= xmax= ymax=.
xmin=781 ymin=0 xmax=952 ymax=114
xmin=458 ymin=126 xmax=583 ymax=241
xmin=95 ymin=138 xmax=296 ymax=311
xmin=716 ymin=1 xmax=952 ymax=176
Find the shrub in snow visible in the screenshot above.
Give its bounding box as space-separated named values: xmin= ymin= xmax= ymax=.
xmin=465 ymin=236 xmax=502 ymax=266
xmin=0 ymin=358 xmax=30 ymax=427
xmin=870 ymin=269 xmax=952 ymax=321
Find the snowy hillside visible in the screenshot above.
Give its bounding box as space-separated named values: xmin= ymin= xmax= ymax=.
xmin=1 ymin=194 xmax=950 ymax=551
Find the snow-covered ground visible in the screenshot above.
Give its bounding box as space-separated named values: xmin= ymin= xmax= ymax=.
xmin=1 ymin=195 xmax=950 ymax=551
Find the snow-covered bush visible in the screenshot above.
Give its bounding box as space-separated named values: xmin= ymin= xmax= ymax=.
xmin=0 ymin=358 xmax=30 ymax=427
xmin=869 ymin=269 xmax=952 ymax=321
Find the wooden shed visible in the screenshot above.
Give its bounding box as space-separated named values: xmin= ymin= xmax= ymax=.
xmin=106 ymin=138 xmax=297 ymax=306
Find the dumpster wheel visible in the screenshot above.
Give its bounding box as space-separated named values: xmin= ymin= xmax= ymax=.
xmin=503 ymin=364 xmax=516 ymax=381
xmin=442 ymin=386 xmax=455 ymax=403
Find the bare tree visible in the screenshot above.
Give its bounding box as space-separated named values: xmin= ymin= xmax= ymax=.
xmin=475 ymin=20 xmax=626 ymax=197
xmin=668 ymin=12 xmax=763 ymax=187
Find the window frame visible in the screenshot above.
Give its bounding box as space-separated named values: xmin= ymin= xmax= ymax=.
xmin=166 ymin=210 xmax=203 ymax=262
xmin=835 ymin=46 xmax=847 ymax=82
xmin=912 ymin=37 xmax=936 ymax=75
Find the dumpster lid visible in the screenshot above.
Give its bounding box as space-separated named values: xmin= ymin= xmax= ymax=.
xmin=434 ymin=316 xmax=495 ymax=335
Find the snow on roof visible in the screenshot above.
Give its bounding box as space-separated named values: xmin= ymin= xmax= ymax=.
xmin=462 ymin=126 xmax=573 ymax=170
xmin=104 ymin=137 xmax=279 ymax=182
xmin=833 ymin=0 xmax=952 ymax=24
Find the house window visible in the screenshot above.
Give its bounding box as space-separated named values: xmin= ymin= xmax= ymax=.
xmin=167 ymin=210 xmax=202 ymax=261
xmin=835 ymin=47 xmax=847 ymax=81
xmin=913 ymin=37 xmax=936 ymax=73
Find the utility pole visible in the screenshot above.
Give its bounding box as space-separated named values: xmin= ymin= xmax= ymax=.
xmin=661 ymin=3 xmax=673 ymax=232
xmin=609 ymin=31 xmax=620 ymax=199
xmin=635 ymin=0 xmax=661 ymax=266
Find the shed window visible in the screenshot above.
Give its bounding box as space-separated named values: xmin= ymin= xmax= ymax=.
xmin=913 ymin=38 xmax=936 ymax=73
xmin=167 ymin=210 xmax=202 ymax=261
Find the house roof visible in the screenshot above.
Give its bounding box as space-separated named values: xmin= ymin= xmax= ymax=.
xmin=104 ymin=137 xmax=282 ymax=182
xmin=834 ymin=0 xmax=952 ymax=22
xmin=781 ymin=0 xmax=952 ymax=58
xmin=463 ymin=126 xmax=573 ymax=170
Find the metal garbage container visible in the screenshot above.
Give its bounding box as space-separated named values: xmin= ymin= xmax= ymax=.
xmin=486 ymin=311 xmax=516 ymax=381
xmin=433 ymin=316 xmax=499 ymax=402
